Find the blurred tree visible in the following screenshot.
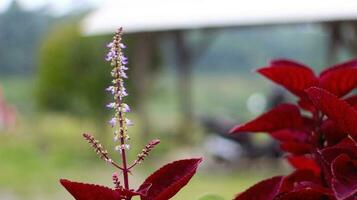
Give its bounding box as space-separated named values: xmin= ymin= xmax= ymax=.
xmin=36 ymin=21 xmax=110 ymax=117
xmin=0 ymin=0 xmax=53 ymax=75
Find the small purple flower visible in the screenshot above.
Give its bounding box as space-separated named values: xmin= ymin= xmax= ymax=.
xmin=121 ymin=66 xmax=128 ymax=70
xmin=106 ymin=102 xmax=116 ymax=109
xmin=120 ymin=89 xmax=128 ymax=97
xmin=121 ymin=55 xmax=128 ymax=61
xmin=106 ymin=86 xmax=115 ymax=94
xmin=108 ymin=117 xmax=117 ymax=127
xmin=106 ymin=50 xmax=117 ymax=61
xmin=107 ymin=42 xmax=114 ymax=48
xmin=119 ymin=43 xmax=126 ymax=49
xmin=122 ymin=59 xmax=128 ymax=65
xmin=105 ymin=54 xmax=113 ymax=61
xmin=121 ymin=72 xmax=128 ymax=79
xmin=122 ymin=103 xmax=130 ymax=112
xmin=125 ymin=118 xmax=134 ymax=126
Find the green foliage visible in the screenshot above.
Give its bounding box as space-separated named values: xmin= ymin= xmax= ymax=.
xmin=36 ymin=21 xmax=111 ymax=116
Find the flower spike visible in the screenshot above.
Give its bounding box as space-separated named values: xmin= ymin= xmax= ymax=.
xmin=82 ymin=133 xmax=124 ymax=170
xmin=129 ymin=139 xmax=160 ymax=170
xmin=106 ymin=27 xmax=132 ymax=189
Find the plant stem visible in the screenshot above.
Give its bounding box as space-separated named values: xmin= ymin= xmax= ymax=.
xmin=117 ymin=90 xmax=130 ymax=190
xmin=116 ymin=79 xmax=130 ymax=191
xmin=119 ymin=127 xmax=130 ymax=189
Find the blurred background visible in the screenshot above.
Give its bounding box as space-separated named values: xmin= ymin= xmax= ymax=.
xmin=1 ymin=0 xmax=357 ymax=199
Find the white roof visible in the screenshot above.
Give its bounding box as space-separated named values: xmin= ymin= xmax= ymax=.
xmin=82 ymin=0 xmax=357 ymax=35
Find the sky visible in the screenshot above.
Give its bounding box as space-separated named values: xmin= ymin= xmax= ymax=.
xmin=0 ymin=0 xmax=101 ymax=15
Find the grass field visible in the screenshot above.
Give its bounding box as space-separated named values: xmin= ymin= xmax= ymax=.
xmin=0 ymin=73 xmax=285 ymax=199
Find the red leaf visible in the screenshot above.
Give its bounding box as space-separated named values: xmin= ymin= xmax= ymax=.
xmin=331 ymin=154 xmax=357 ymax=200
xmin=280 ymin=170 xmax=322 ymax=193
xmin=257 ymin=59 xmax=317 ymax=97
xmin=274 ymin=188 xmax=335 ymax=200
xmin=319 ymin=145 xmax=357 ymax=190
xmin=321 ymin=145 xmax=357 ymax=164
xmin=306 ymin=87 xmax=357 ymax=141
xmin=320 ymin=120 xmax=347 ymax=146
xmin=270 ymin=130 xmax=309 ymax=143
xmin=60 ymin=179 xmax=141 ymax=200
xmin=319 ymin=59 xmax=357 ymax=97
xmin=335 ymin=137 xmax=357 ymax=148
xmin=280 ymin=142 xmax=312 ymax=155
xmin=234 ymin=176 xmax=283 ymax=200
xmin=138 ymin=158 xmax=202 ymax=200
xmin=345 ymin=94 xmax=357 ymax=109
xmin=297 ymin=98 xmax=317 ymax=114
xmin=286 ymin=155 xmax=321 ymax=175
xmin=230 ymin=104 xmax=303 ymax=133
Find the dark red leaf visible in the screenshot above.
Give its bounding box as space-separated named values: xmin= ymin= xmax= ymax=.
xmin=297 ymin=98 xmax=317 ymax=114
xmin=257 ymin=59 xmax=317 ymax=97
xmin=319 ymin=59 xmax=357 ymax=97
xmin=274 ymin=188 xmax=335 ymax=200
xmin=345 ymin=94 xmax=357 ymax=109
xmin=306 ymin=87 xmax=357 ymax=141
xmin=137 ymin=183 xmax=152 ymax=197
xmin=320 ymin=120 xmax=347 ymax=146
xmin=280 ymin=142 xmax=312 ymax=155
xmin=319 ymin=143 xmax=357 ymax=190
xmin=321 ymin=145 xmax=357 ymax=163
xmin=234 ymin=176 xmax=283 ymax=200
xmin=270 ymin=129 xmax=309 ymax=143
xmin=335 ymin=137 xmax=357 ymax=148
xmin=286 ymin=155 xmax=321 ymax=175
xmin=60 ymin=179 xmax=141 ymax=200
xmin=138 ymin=158 xmax=202 ymax=200
xmin=331 ymin=154 xmax=357 ymax=200
xmin=230 ymin=104 xmax=303 ymax=133
xmin=280 ymin=170 xmax=321 ymax=193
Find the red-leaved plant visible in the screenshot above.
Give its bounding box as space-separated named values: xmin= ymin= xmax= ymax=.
xmin=230 ymin=59 xmax=357 ymax=200
xmin=60 ymin=28 xmax=202 ymax=200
